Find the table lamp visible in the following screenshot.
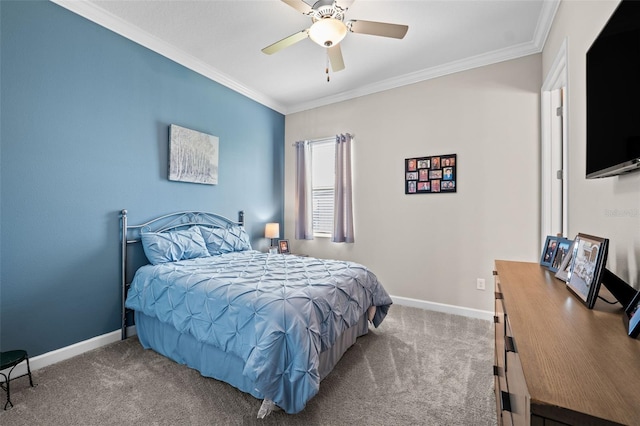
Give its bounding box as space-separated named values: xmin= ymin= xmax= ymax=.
xmin=265 ymin=223 xmax=280 ymax=253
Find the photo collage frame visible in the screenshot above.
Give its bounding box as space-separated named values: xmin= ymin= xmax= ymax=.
xmin=405 ymin=154 xmax=457 ymax=194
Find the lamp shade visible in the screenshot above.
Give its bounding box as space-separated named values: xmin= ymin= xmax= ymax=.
xmin=308 ymin=18 xmax=347 ymax=47
xmin=265 ymin=223 xmax=280 ymax=239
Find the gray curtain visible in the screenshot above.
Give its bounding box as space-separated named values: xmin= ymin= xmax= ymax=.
xmin=294 ymin=140 xmax=314 ymax=240
xmin=332 ymin=133 xmax=355 ymax=243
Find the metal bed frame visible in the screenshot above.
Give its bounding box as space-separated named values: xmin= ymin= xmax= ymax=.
xmin=119 ymin=209 xmax=244 ymax=340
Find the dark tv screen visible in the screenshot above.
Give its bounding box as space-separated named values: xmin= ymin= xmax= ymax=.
xmin=586 ymin=0 xmax=640 ymax=178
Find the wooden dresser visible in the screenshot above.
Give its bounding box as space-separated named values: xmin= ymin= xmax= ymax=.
xmin=493 ymin=260 xmax=640 ymax=426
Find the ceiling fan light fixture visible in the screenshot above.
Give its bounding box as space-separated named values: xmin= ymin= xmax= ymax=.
xmin=308 ymin=18 xmax=347 ymax=48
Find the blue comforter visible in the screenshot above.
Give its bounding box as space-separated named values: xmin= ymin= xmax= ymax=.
xmin=125 ymin=250 xmax=392 ymax=413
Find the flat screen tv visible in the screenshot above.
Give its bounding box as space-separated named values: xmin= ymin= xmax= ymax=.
xmin=586 ymin=0 xmax=640 ymax=179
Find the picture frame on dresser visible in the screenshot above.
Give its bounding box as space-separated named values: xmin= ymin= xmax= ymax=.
xmin=554 ymin=239 xmax=575 ymax=282
xmin=624 ymin=289 xmax=640 ymax=338
xmin=540 ymin=235 xmax=559 ymax=268
xmin=565 ymin=233 xmax=609 ymax=309
xmin=549 ymin=238 xmax=572 ymax=273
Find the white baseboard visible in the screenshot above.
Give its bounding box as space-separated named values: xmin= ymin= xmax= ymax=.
xmin=391 ymin=295 xmax=494 ymax=321
xmin=2 ymin=297 xmax=489 ymax=380
xmin=0 ymin=326 xmax=137 ymax=381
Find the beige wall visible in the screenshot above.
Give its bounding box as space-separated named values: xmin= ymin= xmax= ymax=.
xmin=284 ymin=55 xmax=542 ymax=313
xmin=543 ymin=0 xmax=640 ymax=289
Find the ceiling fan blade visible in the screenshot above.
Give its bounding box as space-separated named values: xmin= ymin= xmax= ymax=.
xmin=348 ymin=20 xmax=409 ymax=39
xmin=261 ymin=30 xmax=309 ymax=55
xmin=281 ymin=0 xmax=312 ymax=15
xmin=328 ymin=44 xmax=345 ymax=72
xmin=336 ymin=0 xmax=355 ymax=11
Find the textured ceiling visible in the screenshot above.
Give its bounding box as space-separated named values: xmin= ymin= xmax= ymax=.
xmin=54 ymin=0 xmax=559 ymax=114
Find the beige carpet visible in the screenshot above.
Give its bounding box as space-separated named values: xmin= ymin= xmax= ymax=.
xmin=0 ymin=305 xmax=496 ymax=425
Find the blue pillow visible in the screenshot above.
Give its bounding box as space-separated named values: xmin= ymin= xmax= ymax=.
xmin=141 ymin=226 xmax=210 ymax=265
xmin=198 ymin=225 xmax=252 ymax=255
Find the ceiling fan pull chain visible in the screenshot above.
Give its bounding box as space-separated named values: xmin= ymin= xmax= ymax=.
xmin=326 ymin=50 xmax=330 ymax=82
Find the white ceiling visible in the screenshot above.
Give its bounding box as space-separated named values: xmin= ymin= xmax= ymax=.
xmin=53 ymin=0 xmax=559 ymax=114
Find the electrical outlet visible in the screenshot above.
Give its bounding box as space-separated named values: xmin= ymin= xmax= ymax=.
xmin=476 ymin=278 xmax=486 ymax=290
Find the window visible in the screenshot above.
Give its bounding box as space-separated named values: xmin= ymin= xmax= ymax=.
xmin=295 ymin=134 xmax=353 ymax=242
xmin=311 ymin=140 xmax=335 ymax=236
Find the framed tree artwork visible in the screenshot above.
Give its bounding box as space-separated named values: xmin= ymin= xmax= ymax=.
xmin=169 ymin=124 xmax=219 ymax=185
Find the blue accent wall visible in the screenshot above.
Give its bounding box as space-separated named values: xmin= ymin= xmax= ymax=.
xmin=0 ymin=1 xmax=285 ymax=356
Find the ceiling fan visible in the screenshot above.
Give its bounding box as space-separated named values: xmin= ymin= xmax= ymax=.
xmin=261 ymin=0 xmax=409 ymax=73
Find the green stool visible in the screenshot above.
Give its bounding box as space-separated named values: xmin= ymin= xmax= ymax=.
xmin=0 ymin=350 xmax=34 ymax=410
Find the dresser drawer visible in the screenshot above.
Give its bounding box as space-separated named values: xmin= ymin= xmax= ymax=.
xmin=504 ymin=320 xmax=530 ymax=426
xmin=494 ymin=278 xmax=513 ymax=425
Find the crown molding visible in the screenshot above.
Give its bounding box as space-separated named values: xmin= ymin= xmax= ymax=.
xmin=51 ymin=0 xmax=288 ymax=114
xmin=286 ymin=0 xmax=560 ymax=114
xmin=533 ymin=0 xmax=561 ymax=51
xmin=286 ymin=40 xmax=542 ymax=114
xmin=51 ymin=0 xmax=559 ymax=117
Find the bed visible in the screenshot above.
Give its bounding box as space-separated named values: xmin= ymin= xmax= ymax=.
xmin=120 ymin=209 xmax=392 ymax=416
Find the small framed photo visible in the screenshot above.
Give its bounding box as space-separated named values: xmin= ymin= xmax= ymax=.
xmin=624 ymin=290 xmax=640 ymax=338
xmin=540 ymin=235 xmax=559 ymax=268
xmin=278 ymin=239 xmax=290 ymax=254
xmin=555 ymin=240 xmax=575 ymax=282
xmin=565 ymin=233 xmax=609 ymax=309
xmin=549 ymin=238 xmax=572 ymax=273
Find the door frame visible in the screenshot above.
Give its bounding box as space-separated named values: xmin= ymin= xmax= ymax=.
xmin=541 ymin=38 xmax=569 ymax=248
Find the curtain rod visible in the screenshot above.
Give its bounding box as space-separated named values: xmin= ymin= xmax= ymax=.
xmin=290 ymin=134 xmax=354 ymax=147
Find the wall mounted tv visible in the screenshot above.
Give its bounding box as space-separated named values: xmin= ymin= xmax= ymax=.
xmin=586 ymin=0 xmax=640 ymax=179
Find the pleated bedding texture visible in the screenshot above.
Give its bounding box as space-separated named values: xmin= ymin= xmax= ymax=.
xmin=126 ymin=250 xmax=392 ymax=413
